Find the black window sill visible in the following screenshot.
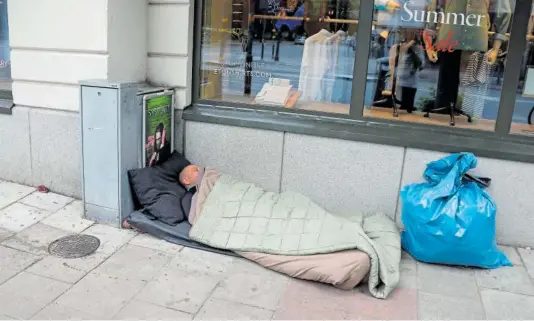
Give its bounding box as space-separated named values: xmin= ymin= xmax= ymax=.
xmin=0 ymin=99 xmax=14 ymax=115
xmin=183 ymin=103 xmax=534 ymax=164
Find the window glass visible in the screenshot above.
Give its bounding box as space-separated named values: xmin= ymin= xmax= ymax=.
xmin=200 ymin=0 xmax=359 ymax=115
xmin=510 ymin=1 xmax=534 ymax=136
xmin=363 ymin=0 xmax=515 ymax=131
xmin=0 ymin=0 xmax=10 ymax=92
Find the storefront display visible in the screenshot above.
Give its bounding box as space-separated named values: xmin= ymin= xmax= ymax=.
xmin=196 ymin=0 xmax=534 ymax=156
xmin=363 ymin=0 xmax=516 ymax=129
xmin=509 ymin=1 xmax=534 ymax=135
xmin=200 ymin=0 xmax=357 ymax=113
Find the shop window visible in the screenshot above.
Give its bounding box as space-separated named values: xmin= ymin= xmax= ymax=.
xmin=199 ymin=0 xmax=360 ymax=115
xmin=0 ymin=0 xmax=10 ymax=94
xmin=510 ymin=0 xmax=534 ymax=136
xmin=363 ymin=0 xmax=515 ymax=131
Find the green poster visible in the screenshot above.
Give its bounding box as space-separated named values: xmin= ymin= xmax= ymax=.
xmin=144 ymin=93 xmax=173 ymax=167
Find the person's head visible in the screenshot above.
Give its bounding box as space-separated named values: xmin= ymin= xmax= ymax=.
xmin=154 ymin=123 xmax=164 ymax=151
xmin=179 ymin=164 xmax=200 ymax=188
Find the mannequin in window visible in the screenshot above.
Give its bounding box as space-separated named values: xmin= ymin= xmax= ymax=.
xmin=386 ymin=29 xmax=424 ymax=113
xmin=423 ymin=0 xmax=512 ymax=124
xmin=374 ymin=0 xmax=429 ymax=114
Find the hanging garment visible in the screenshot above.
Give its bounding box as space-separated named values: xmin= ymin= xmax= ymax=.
xmin=298 ymin=29 xmax=332 ymax=101
xmin=332 ymin=36 xmax=355 ymax=104
xmin=390 ymin=41 xmax=423 ymax=90
xmin=427 ymin=0 xmax=512 ymax=52
xmin=322 ymin=30 xmax=345 ymax=103
xmin=461 ymin=51 xmax=494 ymax=119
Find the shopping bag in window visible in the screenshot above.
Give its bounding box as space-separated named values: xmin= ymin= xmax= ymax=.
xmin=400 ymin=152 xmax=511 ymax=269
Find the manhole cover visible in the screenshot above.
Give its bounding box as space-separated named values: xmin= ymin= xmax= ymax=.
xmin=48 ymin=234 xmax=100 ymax=259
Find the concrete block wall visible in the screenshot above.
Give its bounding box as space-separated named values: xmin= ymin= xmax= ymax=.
xmin=147 ymin=0 xmax=194 ymax=110
xmin=184 ymin=121 xmax=534 ymax=247
xmin=0 ymin=0 xmax=148 ymax=197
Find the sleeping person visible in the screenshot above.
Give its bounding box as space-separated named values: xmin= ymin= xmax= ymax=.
xmin=128 ymin=160 xmax=400 ymax=299
xmin=177 ymin=164 xmax=372 ymax=291
xmin=178 ymin=164 xmax=202 ymax=192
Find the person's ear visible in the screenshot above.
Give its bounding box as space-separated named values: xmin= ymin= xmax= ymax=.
xmin=183 ymin=176 xmax=191 ymax=186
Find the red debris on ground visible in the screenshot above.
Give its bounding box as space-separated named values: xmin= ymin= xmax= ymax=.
xmin=37 ymin=185 xmax=49 ymax=193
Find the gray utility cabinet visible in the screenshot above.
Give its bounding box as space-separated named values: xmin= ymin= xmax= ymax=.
xmin=80 ymin=80 xmax=168 ymax=227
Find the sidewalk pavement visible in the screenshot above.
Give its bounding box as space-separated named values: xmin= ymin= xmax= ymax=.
xmin=1 ymin=180 xmax=534 ymax=320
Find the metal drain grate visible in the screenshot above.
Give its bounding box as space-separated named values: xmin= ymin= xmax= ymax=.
xmin=48 ymin=234 xmax=101 ymax=259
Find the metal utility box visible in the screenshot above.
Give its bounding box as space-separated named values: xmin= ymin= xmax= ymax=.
xmin=80 ymin=80 xmax=168 ymax=227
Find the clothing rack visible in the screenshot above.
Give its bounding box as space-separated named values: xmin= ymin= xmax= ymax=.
xmin=250 ymin=16 xmax=534 ymax=39
xmin=252 ymin=15 xmax=310 ymax=21
xmin=251 ymin=15 xmax=362 ymax=24
xmin=252 ymin=15 xmax=360 ymax=61
xmin=321 ymin=18 xmax=358 ymax=24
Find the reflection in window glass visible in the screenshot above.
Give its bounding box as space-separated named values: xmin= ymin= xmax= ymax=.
xmin=511 ymin=1 xmax=534 ymax=136
xmin=0 ymin=0 xmax=10 ymax=92
xmin=363 ymin=0 xmax=515 ymax=131
xmin=200 ymin=0 xmax=360 ymax=115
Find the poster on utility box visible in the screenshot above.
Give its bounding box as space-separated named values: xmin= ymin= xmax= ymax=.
xmin=143 ymin=92 xmax=174 ymax=168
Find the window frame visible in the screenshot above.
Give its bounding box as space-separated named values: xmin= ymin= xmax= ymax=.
xmin=189 ymin=0 xmax=534 ymax=163
xmin=0 ymin=0 xmax=12 ymax=115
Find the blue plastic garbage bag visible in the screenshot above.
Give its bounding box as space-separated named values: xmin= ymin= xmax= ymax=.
xmin=400 ymin=152 xmax=511 ymax=269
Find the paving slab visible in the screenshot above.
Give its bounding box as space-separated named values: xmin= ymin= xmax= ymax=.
xmin=0 ymin=228 xmax=13 ymax=242
xmin=498 ymin=245 xmax=523 ymax=266
xmin=30 ymin=302 xmax=100 ymax=320
xmin=417 ymin=262 xmax=480 ymax=299
xmin=274 ymin=303 xmax=346 ymax=320
xmin=0 ymin=314 xmax=15 ymax=320
xmin=275 ymin=278 xmax=417 ymax=320
xmin=278 ymin=279 xmax=360 ymax=313
xmin=83 ymin=224 xmax=137 ymax=255
xmin=475 ymin=265 xmax=534 ymax=296
xmin=55 ymin=272 xmax=146 ymax=319
xmin=345 ymin=287 xmax=418 ymax=320
xmin=92 ymin=244 xmax=173 ymax=282
xmin=135 ymin=267 xmax=220 ymax=314
xmin=418 ymin=291 xmax=485 ymax=320
xmin=274 ymin=280 xmax=417 ymax=320
xmin=27 ymin=252 xmax=109 ymax=284
xmin=0 ymin=272 xmax=70 ymax=319
xmin=114 ymin=300 xmax=192 ymax=320
xmin=19 ymin=192 xmax=73 ymax=213
xmin=398 ymin=257 xmax=417 ymax=289
xmin=195 ymin=298 xmax=273 ymax=320
xmin=481 ymin=289 xmax=534 ymax=319
xmin=41 ymin=200 xmax=93 ymax=233
xmin=0 ymin=203 xmax=50 ymax=232
xmin=0 ymin=181 xmax=35 ymax=209
xmin=518 ymin=247 xmax=534 ymax=279
xmin=211 ymin=259 xmax=289 ymax=310
xmin=1 ymin=223 xmax=72 ymax=256
xmin=0 ymin=245 xmax=41 ymax=285
xmin=129 ymin=233 xmax=184 ymax=254
xmin=168 ymin=247 xmax=235 ymax=277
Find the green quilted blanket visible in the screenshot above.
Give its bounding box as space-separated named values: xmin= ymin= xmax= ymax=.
xmin=189 ymin=174 xmax=401 ymax=299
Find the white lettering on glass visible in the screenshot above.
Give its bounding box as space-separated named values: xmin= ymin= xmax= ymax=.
xmin=401 ymin=1 xmax=485 ymax=27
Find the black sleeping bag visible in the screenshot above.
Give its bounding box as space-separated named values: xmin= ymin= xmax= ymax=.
xmin=126 ymin=151 xmax=236 ymax=256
